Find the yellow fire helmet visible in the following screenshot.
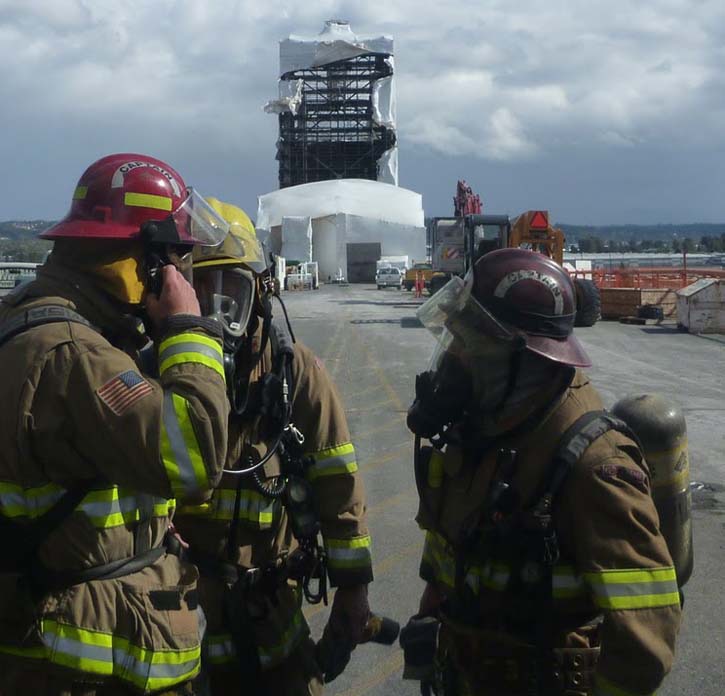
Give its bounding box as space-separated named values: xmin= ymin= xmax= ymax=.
xmin=192 ymin=198 xmax=268 ymax=341
xmin=192 ymin=198 xmax=267 ymax=275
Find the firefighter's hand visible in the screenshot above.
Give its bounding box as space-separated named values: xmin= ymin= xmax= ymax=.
xmin=146 ymin=265 xmax=201 ymax=326
xmin=328 ymin=584 xmax=371 ymax=645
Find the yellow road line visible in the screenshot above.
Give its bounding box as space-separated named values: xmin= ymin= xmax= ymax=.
xmin=360 ymin=442 xmax=413 ymax=474
xmin=350 ymin=324 xmax=408 ymax=413
xmin=367 ymin=486 xmax=417 ymax=515
xmin=333 ymin=649 xmax=405 ymax=696
xmin=345 ymin=397 xmax=396 ymax=413
xmin=352 ymin=417 xmax=407 ymax=441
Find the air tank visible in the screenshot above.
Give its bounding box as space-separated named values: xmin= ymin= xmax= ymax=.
xmin=611 ymin=394 xmax=693 ymax=587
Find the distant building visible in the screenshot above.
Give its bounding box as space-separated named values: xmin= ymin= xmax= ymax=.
xmin=265 ymin=20 xmax=398 ymax=188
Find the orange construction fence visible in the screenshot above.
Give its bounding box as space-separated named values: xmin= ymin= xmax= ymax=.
xmin=570 ymin=267 xmax=725 ymax=290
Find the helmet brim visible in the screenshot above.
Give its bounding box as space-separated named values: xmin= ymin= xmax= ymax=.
xmin=525 ymin=333 xmax=592 ymax=368
xmin=40 ymin=219 xmax=141 ymax=240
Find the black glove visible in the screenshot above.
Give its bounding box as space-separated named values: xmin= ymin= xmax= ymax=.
xmin=399 ymin=613 xmax=440 ymax=683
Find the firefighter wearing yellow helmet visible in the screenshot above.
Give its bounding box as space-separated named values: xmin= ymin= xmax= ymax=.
xmin=174 ymin=199 xmax=374 ymax=695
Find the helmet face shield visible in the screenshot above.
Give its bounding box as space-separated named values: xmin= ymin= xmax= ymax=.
xmin=194 ymin=267 xmax=255 ymax=338
xmin=417 ymin=273 xmax=519 ymax=349
xmin=173 ymin=188 xmax=230 ymax=246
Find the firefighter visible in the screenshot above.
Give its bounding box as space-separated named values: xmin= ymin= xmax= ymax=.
xmin=402 ymin=248 xmax=681 ymax=696
xmin=173 ymin=200 xmax=373 ymax=696
xmin=0 ymin=154 xmax=231 ymax=695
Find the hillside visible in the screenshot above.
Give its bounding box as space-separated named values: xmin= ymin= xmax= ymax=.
xmin=0 ymin=220 xmax=54 ymax=239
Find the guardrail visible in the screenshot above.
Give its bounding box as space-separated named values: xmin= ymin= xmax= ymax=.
xmin=570 ymin=267 xmax=725 ymax=289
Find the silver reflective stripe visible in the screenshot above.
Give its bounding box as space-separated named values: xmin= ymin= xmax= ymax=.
xmin=327 ymin=546 xmax=369 ymax=562
xmin=314 ymin=450 xmax=356 ymax=471
xmin=45 ymin=630 xmax=198 ymax=683
xmin=113 ymin=648 xmax=198 ymax=680
xmin=591 ymin=579 xmax=677 ymax=599
xmin=158 ymin=342 xmax=223 ymax=369
xmin=0 ymin=488 xmax=65 ymax=517
xmin=162 ymin=392 xmax=197 ymax=496
xmin=214 ymin=490 xmax=278 ymax=525
xmin=207 ymin=636 xmax=236 ymax=662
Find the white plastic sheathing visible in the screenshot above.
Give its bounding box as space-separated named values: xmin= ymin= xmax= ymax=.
xmin=256 ymin=180 xmax=423 ymax=230
xmin=280 ymin=216 xmax=312 ymax=263
xmin=309 ymin=214 xmax=425 ymax=281
xmin=371 ymin=58 xmax=396 ymax=129
xmin=377 ymin=148 xmax=399 ymax=186
xmin=280 ymin=20 xmax=394 ymax=75
xmin=264 ymin=79 xmax=304 ymax=116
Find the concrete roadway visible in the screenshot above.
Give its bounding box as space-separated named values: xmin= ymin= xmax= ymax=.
xmin=281 ymin=283 xmax=725 ymax=696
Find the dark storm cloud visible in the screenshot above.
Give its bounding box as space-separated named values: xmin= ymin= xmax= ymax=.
xmin=0 ymin=0 xmax=722 ymax=223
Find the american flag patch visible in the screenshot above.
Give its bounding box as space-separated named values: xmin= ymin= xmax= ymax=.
xmin=97 ymin=370 xmax=153 ymax=416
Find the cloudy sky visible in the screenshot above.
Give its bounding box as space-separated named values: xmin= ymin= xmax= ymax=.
xmin=1 ymin=0 xmax=723 ymax=224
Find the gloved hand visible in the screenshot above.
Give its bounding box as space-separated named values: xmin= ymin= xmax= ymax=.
xmin=316 ymin=585 xmax=371 ymax=683
xmin=328 ymin=584 xmax=371 ymax=645
xmin=400 ymin=613 xmax=440 ymax=683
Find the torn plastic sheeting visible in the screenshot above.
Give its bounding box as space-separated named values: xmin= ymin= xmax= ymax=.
xmin=264 ymin=79 xmax=304 ymax=115
xmin=256 ymin=179 xmax=423 ymax=230
xmin=377 ymin=147 xmax=398 ymax=186
xmin=372 ymin=71 xmax=396 ymax=130
xmin=280 ymin=21 xmax=393 ymax=75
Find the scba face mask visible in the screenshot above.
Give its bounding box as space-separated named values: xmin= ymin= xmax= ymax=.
xmin=193 ymin=267 xmax=256 ymax=344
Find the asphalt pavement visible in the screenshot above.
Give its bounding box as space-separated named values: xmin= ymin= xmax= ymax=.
xmin=281 ymin=282 xmax=725 ymax=696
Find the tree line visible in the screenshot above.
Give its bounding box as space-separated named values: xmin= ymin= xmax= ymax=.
xmin=573 ymin=234 xmax=725 ymax=254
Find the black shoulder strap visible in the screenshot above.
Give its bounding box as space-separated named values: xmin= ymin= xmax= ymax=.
xmin=1 ymin=483 xmax=91 ymax=573
xmin=543 ymin=410 xmax=641 ymax=501
xmin=0 ymin=304 xmax=92 ymax=349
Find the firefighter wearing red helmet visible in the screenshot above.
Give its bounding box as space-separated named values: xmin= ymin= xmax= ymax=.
xmin=0 ymin=154 xmax=230 ymax=695
xmin=401 ymin=249 xmax=681 ymax=696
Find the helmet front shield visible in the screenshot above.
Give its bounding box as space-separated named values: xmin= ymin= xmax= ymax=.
xmin=173 ymin=188 xmax=230 ymax=246
xmin=417 ymin=273 xmax=518 ymax=350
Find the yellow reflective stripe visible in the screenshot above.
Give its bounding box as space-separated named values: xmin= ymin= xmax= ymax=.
xmin=177 ymin=488 xmax=278 ymax=527
xmin=158 ymin=333 xmax=224 ymax=381
xmin=258 ymin=608 xmax=307 ymax=668
xmin=80 ymin=489 xmax=173 ymax=528
xmin=0 ymin=483 xmax=172 ymax=529
xmin=326 ymin=535 xmax=372 ymax=569
xmin=161 ymin=392 xmax=210 ymax=499
xmin=428 ymin=450 xmax=444 ymax=489
xmin=124 ymin=192 xmax=173 ymax=211
xmin=593 ymin=673 xmax=655 ymax=696
xmin=422 ymin=530 xmax=455 ymax=588
xmin=0 ymin=481 xmax=65 ymax=518
xmin=422 ymin=531 xmax=588 ymax=600
xmin=72 ymin=185 xmax=88 ymax=200
xmin=306 ymin=443 xmax=357 ymax=480
xmin=585 ymin=567 xmax=680 ymax=610
xmin=41 ymin=619 xmax=200 ymax=691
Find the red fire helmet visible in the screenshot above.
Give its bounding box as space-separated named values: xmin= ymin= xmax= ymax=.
xmin=41 ymin=154 xmax=227 ymax=246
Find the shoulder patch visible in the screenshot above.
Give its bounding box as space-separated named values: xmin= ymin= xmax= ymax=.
xmin=595 ymin=463 xmax=648 ymax=492
xmin=97 ymin=370 xmax=153 ymax=415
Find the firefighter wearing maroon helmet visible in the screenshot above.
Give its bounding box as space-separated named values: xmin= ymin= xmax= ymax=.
xmin=0 ymin=154 xmax=230 ymax=695
xmin=402 ymin=249 xmax=681 ymax=696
